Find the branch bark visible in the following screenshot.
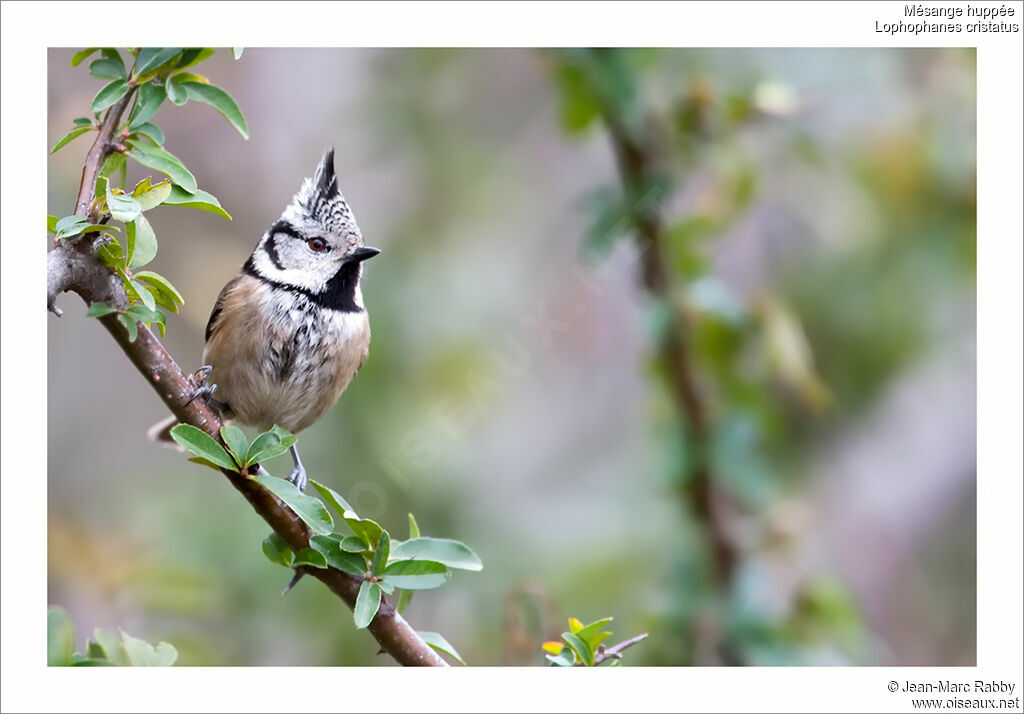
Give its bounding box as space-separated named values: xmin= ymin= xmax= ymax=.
xmin=48 ymin=83 xmax=446 ymax=667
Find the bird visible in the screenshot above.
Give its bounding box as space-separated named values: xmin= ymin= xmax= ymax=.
xmin=150 ymin=149 xmax=379 ymax=491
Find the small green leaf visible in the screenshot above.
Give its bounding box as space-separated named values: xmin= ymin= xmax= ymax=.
xmin=131 ymin=122 xmax=165 ymax=146
xmin=89 ymin=57 xmax=126 ymax=80
xmin=342 ymin=513 xmax=384 ymax=550
xmin=292 ymin=547 xmax=328 ymax=569
xmin=71 ymin=48 xmax=100 ymax=67
xmin=381 ymin=560 xmax=450 ymax=590
xmin=132 ymin=177 xmax=173 ymax=211
xmin=47 ymin=607 xmax=75 ymax=666
xmin=54 ymin=215 xmax=116 ymax=240
xmin=353 ymin=581 xmax=382 ymax=629
xmin=106 ymin=183 xmax=142 ymax=223
xmin=309 ymin=535 xmax=368 ymax=576
xmin=117 ymin=313 xmax=138 ymax=341
xmin=91 ymin=79 xmax=131 ymax=115
xmin=220 ymin=426 xmax=249 ymax=467
xmin=134 ymin=47 xmax=182 ymax=77
xmin=389 ymin=538 xmax=483 ymax=571
xmin=134 ymin=270 xmax=184 ymax=312
xmin=47 ymin=215 xmax=58 ymax=233
xmin=125 ymin=305 xmax=164 ymax=325
xmin=308 ymin=479 xmax=354 ymax=515
xmin=262 ymin=532 xmax=293 ymax=567
xmin=569 ymin=617 xmax=584 ymax=634
xmin=96 ymin=235 xmax=124 ymax=269
xmin=176 ymin=48 xmax=214 ymax=71
xmin=126 ymin=214 xmax=157 ymax=269
xmin=187 ymin=456 xmax=224 ymax=471
xmin=130 ymin=281 xmax=156 ymax=311
xmin=371 ymin=531 xmax=390 ymax=576
xmin=93 ymin=628 xmax=127 ymax=665
xmin=575 ymin=617 xmax=614 ymax=650
xmin=126 ymin=141 xmax=197 ymax=193
xmin=339 ymin=535 xmax=367 ymax=553
xmin=95 ymin=153 xmax=127 ymax=196
xmin=562 ymin=632 xmax=593 ymax=666
xmin=254 ymin=473 xmax=334 ymax=536
xmin=100 ymin=48 xmax=123 ymax=64
xmin=86 ymin=302 xmax=117 ymax=318
xmin=180 ymin=79 xmax=249 ymax=139
xmin=121 ymin=630 xmax=177 ymax=666
xmin=397 ymin=590 xmax=413 ymax=614
xmin=170 ymin=424 xmax=236 ymax=470
xmin=85 ymin=639 xmax=106 ymax=661
xmin=418 ymin=631 xmax=466 ymax=665
xmin=245 ymin=429 xmax=296 ymax=465
xmin=166 ymin=75 xmax=188 ymax=106
xmin=73 ymin=117 xmax=94 ymax=127
xmin=162 ymin=185 xmax=232 ymax=220
xmin=545 ymin=647 xmax=576 ymax=667
xmin=408 ymin=512 xmax=421 ymax=539
xmin=129 ymin=82 xmax=166 ymax=128
xmin=50 ymin=125 xmax=93 ymax=154
xmin=232 ymin=47 xmax=244 ymax=60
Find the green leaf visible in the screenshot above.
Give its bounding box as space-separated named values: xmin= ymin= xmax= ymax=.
xmin=161 ymin=184 xmax=232 ymax=220
xmin=220 ymin=426 xmax=249 ymax=467
xmin=339 ymin=535 xmax=367 ymax=553
xmin=134 ymin=270 xmax=184 ymax=312
xmin=126 ymin=141 xmax=197 ymax=193
xmin=129 ymin=82 xmax=166 ymax=128
xmin=89 ymin=57 xmax=126 ymax=80
xmin=132 ymin=177 xmax=172 ymax=211
xmin=71 ymin=48 xmax=100 ymax=67
xmin=91 ymin=79 xmax=131 ymax=115
xmin=187 ymin=456 xmax=224 ymax=471
xmin=180 ymin=80 xmax=249 ymax=139
xmin=94 ymin=153 xmax=127 ymax=197
xmin=407 ymin=512 xmax=421 ymax=539
xmin=342 ymin=513 xmax=384 ymax=550
xmin=134 ymin=47 xmax=182 ymax=77
xmin=166 ymin=75 xmax=188 ymax=106
xmin=418 ymin=631 xmax=466 ymax=665
xmin=575 ymin=617 xmax=615 ymax=651
xmin=130 ymin=281 xmax=156 ymax=311
xmin=47 ymin=215 xmax=58 ymax=232
xmin=381 ymin=560 xmax=450 ymax=590
xmin=292 ymin=547 xmax=328 ymax=569
xmin=47 ymin=607 xmax=75 ymax=666
xmin=121 ymin=630 xmax=177 ymax=666
xmin=397 ymin=589 xmax=413 ymax=614
xmin=126 ymin=214 xmax=156 ymax=269
xmin=131 ymin=121 xmax=165 ymax=146
xmin=353 ymin=581 xmax=382 ymax=629
xmin=85 ymin=639 xmax=106 ymax=661
xmin=101 ymin=48 xmax=123 ymax=64
xmin=170 ymin=424 xmax=236 ymax=470
xmin=54 ymin=214 xmax=116 ymax=240
xmin=371 ymin=530 xmax=390 ymax=576
xmin=253 ymin=473 xmax=334 ymax=535
xmin=93 ymin=628 xmax=127 ymax=665
xmin=50 ymin=125 xmax=93 ymax=154
xmin=546 ymin=647 xmax=576 ymax=667
xmin=105 ymin=183 xmax=141 ymax=223
xmin=245 ymin=429 xmax=296 ymax=466
xmin=96 ymin=235 xmax=124 ymax=269
xmin=262 ymin=532 xmax=293 ymax=567
xmin=176 ymin=47 xmax=214 ymax=71
xmin=232 ymin=47 xmax=244 ymax=60
xmin=86 ymin=302 xmax=117 ymax=318
xmin=562 ymin=632 xmax=593 ymax=666
xmin=389 ymin=538 xmax=483 ymax=571
xmin=117 ymin=313 xmax=138 ymax=342
xmin=308 ymin=479 xmax=355 ymax=517
xmin=309 ymin=535 xmax=368 ymax=576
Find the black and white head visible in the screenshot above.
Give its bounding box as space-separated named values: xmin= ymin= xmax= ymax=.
xmin=246 ymin=149 xmax=379 ymax=311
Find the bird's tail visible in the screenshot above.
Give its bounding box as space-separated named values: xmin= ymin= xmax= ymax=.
xmin=147 ymin=414 xmax=183 ymax=449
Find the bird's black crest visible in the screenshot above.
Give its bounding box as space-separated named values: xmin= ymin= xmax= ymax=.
xmin=313 ymin=148 xmax=339 ymax=201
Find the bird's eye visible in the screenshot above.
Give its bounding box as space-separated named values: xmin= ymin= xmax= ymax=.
xmin=308 ymin=238 xmax=327 ymax=252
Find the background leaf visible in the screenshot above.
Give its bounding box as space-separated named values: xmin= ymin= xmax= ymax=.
xmin=121 ymin=630 xmax=178 ymax=666
xmin=47 ymin=607 xmax=75 ymax=666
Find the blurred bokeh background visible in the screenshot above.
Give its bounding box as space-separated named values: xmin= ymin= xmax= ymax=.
xmin=47 ymin=48 xmax=976 ymax=666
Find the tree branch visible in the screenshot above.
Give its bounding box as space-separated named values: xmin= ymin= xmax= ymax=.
xmin=593 ymin=632 xmax=649 ymax=665
xmin=602 ymin=114 xmax=739 ymax=589
xmin=48 ymin=86 xmax=446 ymax=667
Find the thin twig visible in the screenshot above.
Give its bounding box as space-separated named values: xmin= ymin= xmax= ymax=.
xmin=48 ymin=73 xmax=446 ymax=667
xmin=593 ymin=632 xmax=649 ymax=665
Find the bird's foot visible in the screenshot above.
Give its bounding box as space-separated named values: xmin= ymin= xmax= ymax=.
xmin=185 ymin=365 xmax=225 ymax=411
xmin=287 ymin=462 xmax=308 ymax=493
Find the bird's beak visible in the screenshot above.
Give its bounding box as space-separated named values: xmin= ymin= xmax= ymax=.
xmin=347 ymin=246 xmax=381 ymax=263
